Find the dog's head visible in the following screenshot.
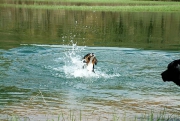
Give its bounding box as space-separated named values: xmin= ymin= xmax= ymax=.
xmin=83 ymin=53 xmax=97 ymax=65
xmin=161 ymin=59 xmax=180 ymax=86
xmin=83 ymin=53 xmax=97 ymax=72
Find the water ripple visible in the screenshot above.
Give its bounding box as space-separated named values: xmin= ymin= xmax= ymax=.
xmin=0 ymin=44 xmax=180 ymax=120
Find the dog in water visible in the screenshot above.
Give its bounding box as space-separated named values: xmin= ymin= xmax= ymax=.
xmin=161 ymin=59 xmax=180 ymax=86
xmin=82 ymin=53 xmax=97 ymax=72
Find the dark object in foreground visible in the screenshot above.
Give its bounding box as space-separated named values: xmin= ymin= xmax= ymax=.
xmin=161 ymin=59 xmax=180 ymax=86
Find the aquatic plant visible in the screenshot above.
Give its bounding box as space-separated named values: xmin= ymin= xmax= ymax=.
xmin=7 ymin=109 xmax=179 ymax=121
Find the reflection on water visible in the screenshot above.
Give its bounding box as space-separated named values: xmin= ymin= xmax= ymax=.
xmin=0 ymin=6 xmax=180 ymax=50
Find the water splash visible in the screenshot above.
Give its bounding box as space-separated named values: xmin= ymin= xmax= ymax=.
xmin=63 ymin=44 xmax=95 ymax=78
xmin=62 ymin=44 xmax=120 ymax=78
xmin=23 ymin=44 xmax=121 ymax=78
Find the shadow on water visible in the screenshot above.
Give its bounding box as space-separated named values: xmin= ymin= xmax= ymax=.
xmin=0 ymin=6 xmax=180 ymax=50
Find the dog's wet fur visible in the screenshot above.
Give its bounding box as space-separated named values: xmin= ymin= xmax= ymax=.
xmin=161 ymin=59 xmax=180 ymax=86
xmin=82 ymin=53 xmax=97 ymax=72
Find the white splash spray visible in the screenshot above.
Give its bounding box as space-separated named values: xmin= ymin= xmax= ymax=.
xmin=23 ymin=43 xmax=120 ymax=78
xmin=62 ymin=44 xmax=120 ymax=78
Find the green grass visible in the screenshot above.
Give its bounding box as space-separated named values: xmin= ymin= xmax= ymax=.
xmin=2 ymin=0 xmax=179 ymax=4
xmin=1 ymin=3 xmax=180 ymax=12
xmin=6 ymin=109 xmax=180 ymax=121
xmin=1 ymin=0 xmax=180 ymax=12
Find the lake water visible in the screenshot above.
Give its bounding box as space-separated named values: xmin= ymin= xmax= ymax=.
xmin=0 ymin=3 xmax=180 ymax=121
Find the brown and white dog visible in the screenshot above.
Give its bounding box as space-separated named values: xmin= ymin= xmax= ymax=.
xmin=82 ymin=53 xmax=97 ymax=72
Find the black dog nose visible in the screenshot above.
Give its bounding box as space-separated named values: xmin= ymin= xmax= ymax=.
xmin=161 ymin=71 xmax=168 ymax=82
xmin=161 ymin=74 xmax=166 ymax=82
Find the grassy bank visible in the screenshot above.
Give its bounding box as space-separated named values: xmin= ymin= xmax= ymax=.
xmin=1 ymin=0 xmax=180 ymax=4
xmin=1 ymin=4 xmax=180 ymax=12
xmin=1 ymin=0 xmax=180 ymax=12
